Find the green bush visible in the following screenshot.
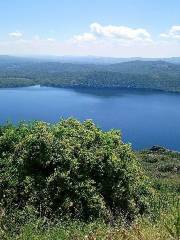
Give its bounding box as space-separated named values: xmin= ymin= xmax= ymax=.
xmin=0 ymin=119 xmax=150 ymax=223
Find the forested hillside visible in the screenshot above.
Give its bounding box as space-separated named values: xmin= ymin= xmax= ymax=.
xmin=1 ymin=56 xmax=180 ymax=92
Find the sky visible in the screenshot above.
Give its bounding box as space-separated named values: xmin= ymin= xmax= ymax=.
xmin=1 ymin=0 xmax=180 ymax=57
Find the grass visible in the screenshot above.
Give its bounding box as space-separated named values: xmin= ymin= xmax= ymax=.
xmin=1 ymin=211 xmax=179 ymax=240
xmin=138 ymin=146 xmax=180 ymax=193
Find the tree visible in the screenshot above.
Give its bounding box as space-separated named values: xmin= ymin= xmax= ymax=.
xmin=0 ymin=119 xmax=150 ymax=221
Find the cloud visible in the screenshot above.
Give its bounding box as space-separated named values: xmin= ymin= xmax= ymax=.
xmin=160 ymin=25 xmax=180 ymax=40
xmin=73 ymin=22 xmax=152 ymax=43
xmin=9 ymin=31 xmax=23 ymax=39
xmin=47 ymin=38 xmax=56 ymax=42
xmin=32 ymin=35 xmax=56 ymax=42
xmin=8 ymin=32 xmax=56 ymax=43
xmin=73 ymin=33 xmax=96 ymax=42
xmin=1 ymin=36 xmax=180 ymax=57
xmin=2 ymin=23 xmax=180 ymax=57
xmin=159 ymin=33 xmax=169 ymax=38
xmin=90 ymin=23 xmax=151 ymax=41
xmin=33 ymin=35 xmax=41 ymax=41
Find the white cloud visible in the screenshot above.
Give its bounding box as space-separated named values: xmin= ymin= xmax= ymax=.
xmin=33 ymin=35 xmax=56 ymax=42
xmin=47 ymin=38 xmax=56 ymax=42
xmin=90 ymin=22 xmax=151 ymax=41
xmin=159 ymin=33 xmax=169 ymax=38
xmin=1 ymin=37 xmax=180 ymax=57
xmin=9 ymin=31 xmax=23 ymax=39
xmin=72 ymin=23 xmax=152 ymax=43
xmin=170 ymin=26 xmax=180 ymax=36
xmin=160 ymin=25 xmax=180 ymax=40
xmin=33 ymin=35 xmax=41 ymax=41
xmin=2 ymin=23 xmax=180 ymax=57
xmin=73 ymin=33 xmax=96 ymax=42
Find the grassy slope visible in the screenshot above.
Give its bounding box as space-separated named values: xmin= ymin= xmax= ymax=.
xmin=138 ymin=146 xmax=180 ymax=193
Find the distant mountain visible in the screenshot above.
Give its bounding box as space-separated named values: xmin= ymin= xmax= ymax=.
xmin=0 ymin=56 xmax=180 ymax=92
xmin=163 ymin=57 xmax=180 ymax=64
xmin=1 ymin=55 xmax=180 ymax=65
xmin=106 ymin=60 xmax=180 ymax=74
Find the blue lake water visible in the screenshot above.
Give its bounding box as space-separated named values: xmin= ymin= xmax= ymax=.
xmin=0 ymin=86 xmax=180 ymax=150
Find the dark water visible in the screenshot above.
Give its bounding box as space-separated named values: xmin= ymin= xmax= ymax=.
xmin=0 ymin=86 xmax=180 ymax=150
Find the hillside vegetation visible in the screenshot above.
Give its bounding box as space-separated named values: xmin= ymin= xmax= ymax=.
xmin=0 ymin=119 xmax=179 ymax=239
xmin=1 ymin=56 xmax=180 ymax=92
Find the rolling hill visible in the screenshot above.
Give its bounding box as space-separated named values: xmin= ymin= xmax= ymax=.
xmin=0 ymin=56 xmax=180 ymax=92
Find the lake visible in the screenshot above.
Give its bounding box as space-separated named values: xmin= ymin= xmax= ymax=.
xmin=0 ymin=86 xmax=180 ymax=150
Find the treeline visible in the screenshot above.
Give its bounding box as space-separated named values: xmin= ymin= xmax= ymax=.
xmin=0 ymin=56 xmax=180 ymax=92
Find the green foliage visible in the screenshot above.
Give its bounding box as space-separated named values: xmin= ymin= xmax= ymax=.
xmin=138 ymin=148 xmax=180 ymax=193
xmin=1 ymin=212 xmax=178 ymax=240
xmin=0 ymin=119 xmax=179 ymax=239
xmin=0 ymin=119 xmax=150 ymax=225
xmin=1 ymin=57 xmax=180 ymax=92
xmin=164 ymin=199 xmax=180 ymax=240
